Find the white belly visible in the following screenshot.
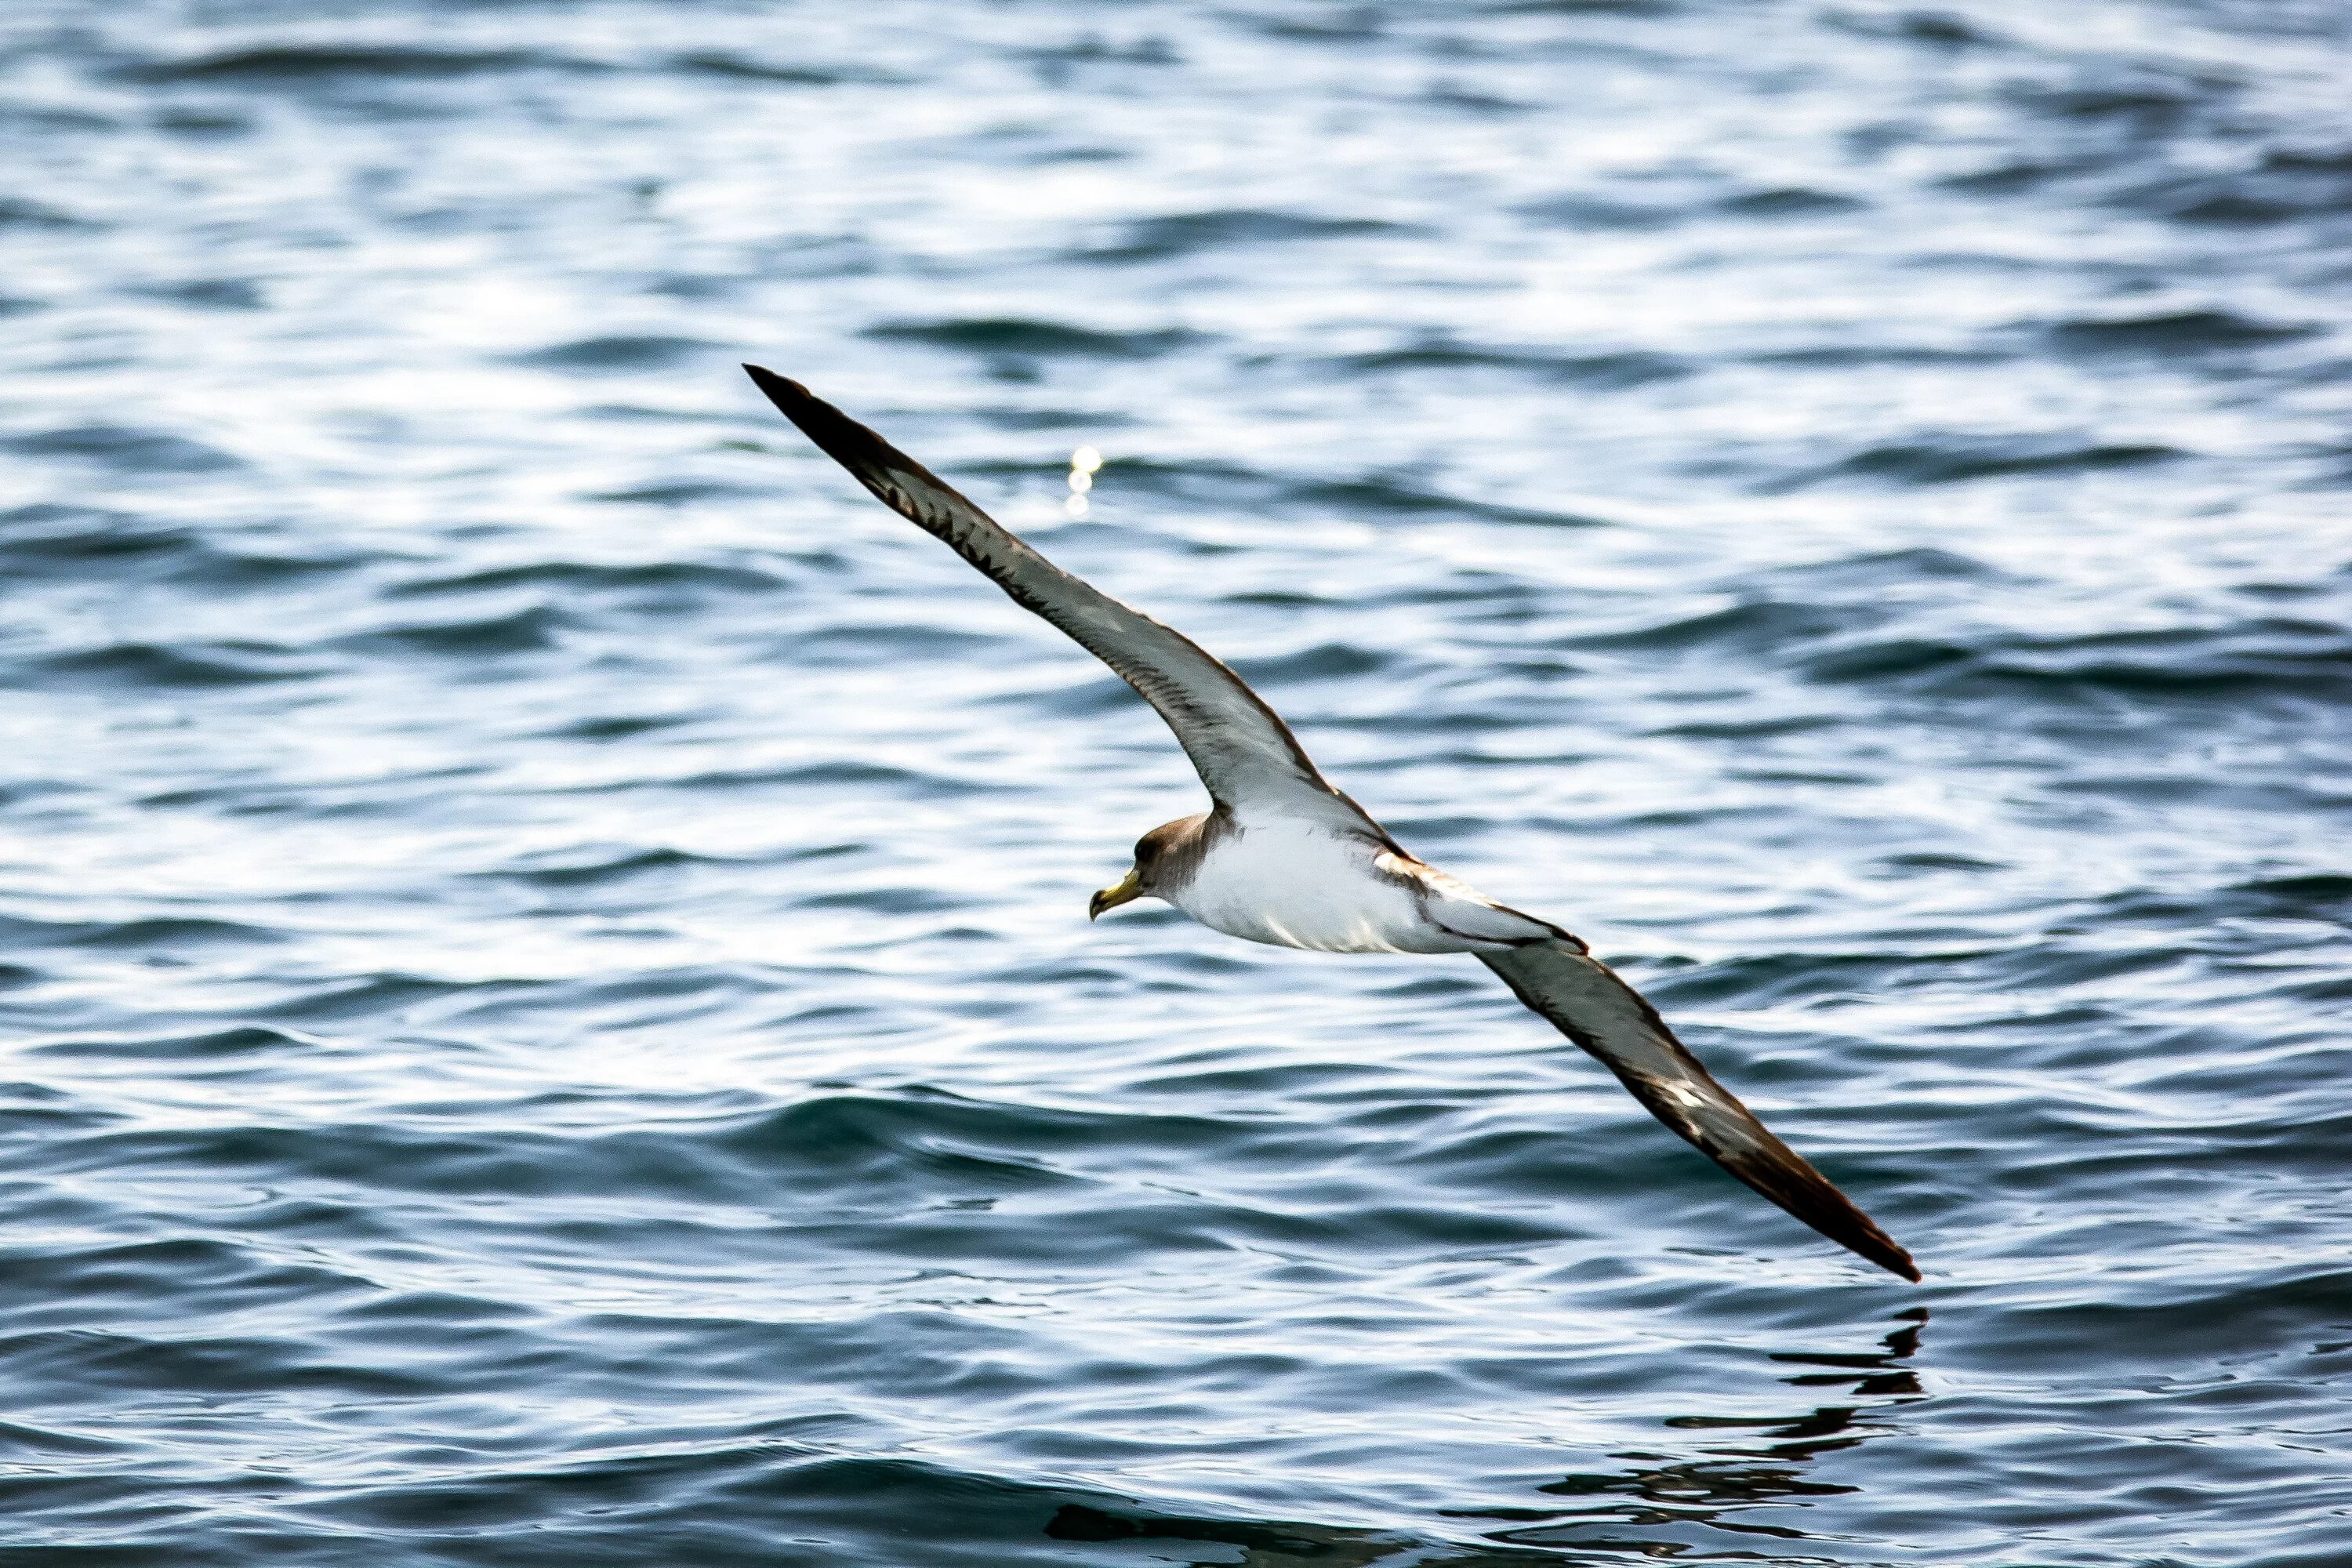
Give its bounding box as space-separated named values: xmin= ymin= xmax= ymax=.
xmin=1164 ymin=819 xmax=1494 ymax=954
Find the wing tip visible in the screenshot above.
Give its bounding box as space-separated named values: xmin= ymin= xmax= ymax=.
xmin=1860 ymin=1232 xmax=1924 ymax=1283
xmin=742 ymin=362 xmax=822 ymax=437
xmin=741 ymin=361 xmax=794 ymax=393
xmin=742 ymin=364 xmax=909 ymax=488
xmin=742 ymin=362 xmax=817 ymax=423
xmin=1731 ymin=1144 xmax=1922 ymax=1282
xmin=1780 ymin=1169 xmax=1922 ymax=1282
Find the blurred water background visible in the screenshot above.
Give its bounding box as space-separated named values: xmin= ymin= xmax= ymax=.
xmin=5 ymin=1 xmax=2352 ymax=1563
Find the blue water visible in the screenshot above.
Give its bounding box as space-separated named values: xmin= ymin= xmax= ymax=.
xmin=5 ymin=2 xmax=2352 ymax=1563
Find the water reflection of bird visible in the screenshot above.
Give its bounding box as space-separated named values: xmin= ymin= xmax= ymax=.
xmin=1505 ymin=1309 xmax=1932 ymax=1552
xmin=1046 ymin=1311 xmax=1929 ymax=1562
xmin=744 ymin=366 xmax=1918 ymax=1283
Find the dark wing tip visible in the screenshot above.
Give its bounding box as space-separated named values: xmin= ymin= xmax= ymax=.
xmin=741 ymin=363 xmax=907 ymax=481
xmin=741 ymin=361 xmax=805 ymax=409
xmin=742 ymin=362 xmax=826 ymax=444
xmin=1725 ymin=1143 xmax=1922 ymax=1282
xmin=1826 ymin=1205 xmax=1922 ymax=1283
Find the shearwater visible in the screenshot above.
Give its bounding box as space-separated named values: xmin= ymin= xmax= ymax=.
xmin=745 ymin=365 xmax=1918 ymax=1282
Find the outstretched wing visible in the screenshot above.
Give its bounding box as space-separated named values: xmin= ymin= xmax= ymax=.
xmin=1481 ymin=938 xmax=1919 ymax=1280
xmin=746 ymin=368 xmax=1371 ymax=828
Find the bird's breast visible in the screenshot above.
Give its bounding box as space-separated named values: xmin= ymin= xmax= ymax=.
xmin=1163 ymin=821 xmax=1482 ymax=954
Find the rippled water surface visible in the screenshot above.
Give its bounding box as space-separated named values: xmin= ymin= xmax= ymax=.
xmin=5 ymin=1 xmax=2352 ymax=1562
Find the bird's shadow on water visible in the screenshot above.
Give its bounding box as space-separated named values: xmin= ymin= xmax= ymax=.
xmin=1045 ymin=1309 xmax=1930 ymax=1566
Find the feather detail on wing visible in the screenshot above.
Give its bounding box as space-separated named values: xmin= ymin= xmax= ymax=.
xmin=746 ymin=368 xmax=1372 ymax=828
xmin=1480 ymin=938 xmax=1920 ymax=1281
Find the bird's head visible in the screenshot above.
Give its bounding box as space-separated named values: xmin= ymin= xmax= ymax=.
xmin=1089 ymin=815 xmax=1205 ymax=921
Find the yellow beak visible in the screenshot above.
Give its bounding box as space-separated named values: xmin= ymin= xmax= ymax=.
xmin=1088 ymin=869 xmax=1143 ymax=921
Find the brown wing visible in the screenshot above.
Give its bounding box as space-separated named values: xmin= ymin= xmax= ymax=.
xmin=746 ymin=367 xmax=1377 ymax=831
xmin=1481 ymin=938 xmax=1919 ymax=1280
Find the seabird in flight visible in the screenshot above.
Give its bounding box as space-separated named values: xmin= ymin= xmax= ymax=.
xmin=743 ymin=365 xmax=1918 ymax=1283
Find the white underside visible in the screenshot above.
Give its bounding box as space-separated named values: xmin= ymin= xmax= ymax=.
xmin=1160 ymin=814 xmax=1550 ymax=954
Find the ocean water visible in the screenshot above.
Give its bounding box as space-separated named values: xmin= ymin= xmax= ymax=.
xmin=4 ymin=1 xmax=2351 ymax=1563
